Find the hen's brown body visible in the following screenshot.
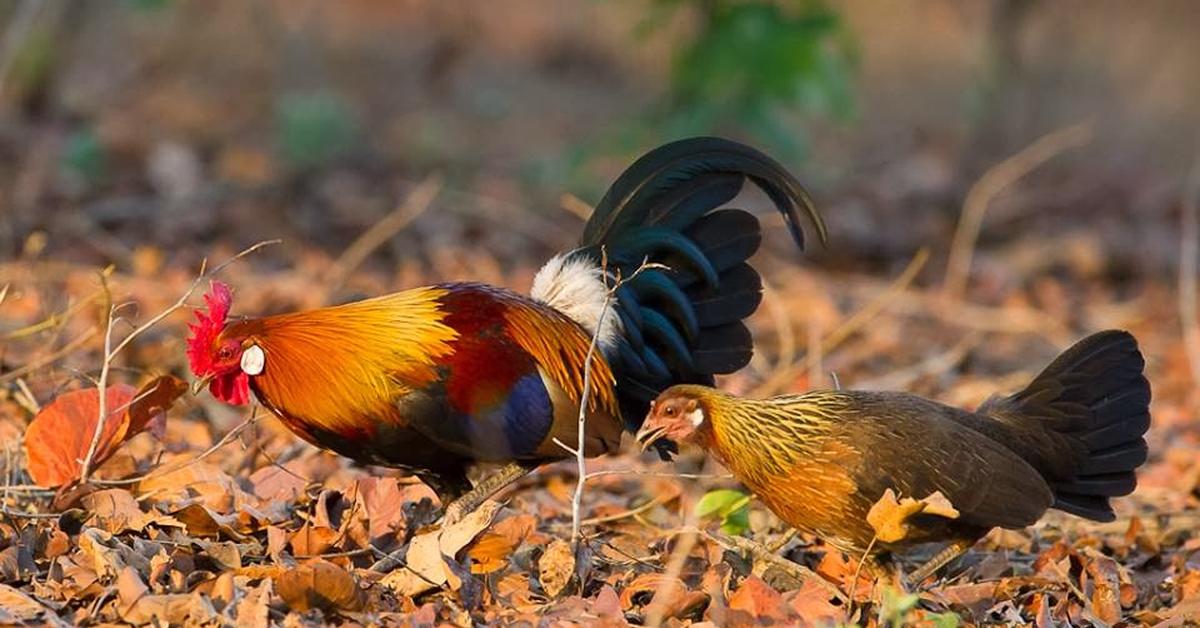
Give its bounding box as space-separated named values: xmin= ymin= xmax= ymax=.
xmin=639 ymin=331 xmax=1151 ymax=578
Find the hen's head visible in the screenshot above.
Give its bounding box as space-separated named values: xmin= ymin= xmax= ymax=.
xmin=635 ymin=385 xmax=714 ymax=450
xmin=186 ymin=281 xmax=254 ymax=405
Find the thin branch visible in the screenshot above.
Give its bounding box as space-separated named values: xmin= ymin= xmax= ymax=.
xmin=324 ymin=175 xmax=441 ymax=293
xmin=752 ymin=247 xmax=929 ymax=397
xmin=559 ymin=193 xmax=594 ymax=221
xmin=568 ymin=249 xmax=615 ymax=546
xmin=944 ymin=121 xmax=1093 ymax=300
xmin=582 ymin=469 xmax=733 ymax=482
xmin=91 ymin=406 xmax=261 ymax=487
xmin=1179 ymin=151 xmax=1200 ymax=384
xmin=580 ymin=493 xmax=678 ymax=528
xmin=0 ymin=329 xmax=97 ymax=384
xmin=78 ymin=240 xmax=279 ymax=483
xmin=556 ymin=253 xmax=664 ymax=547
xmin=703 ymin=529 xmax=847 ymax=603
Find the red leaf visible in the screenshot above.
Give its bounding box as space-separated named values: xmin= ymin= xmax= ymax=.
xmin=728 ymin=575 xmax=788 ymax=624
xmin=23 ymin=376 xmax=185 ymax=487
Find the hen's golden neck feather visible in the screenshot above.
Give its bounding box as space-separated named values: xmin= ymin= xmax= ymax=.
xmin=699 ymin=390 xmax=851 ymax=482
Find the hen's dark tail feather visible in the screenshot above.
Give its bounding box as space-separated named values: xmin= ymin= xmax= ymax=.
xmin=994 ymin=330 xmax=1151 ymax=521
xmin=572 ymin=137 xmax=826 ymax=440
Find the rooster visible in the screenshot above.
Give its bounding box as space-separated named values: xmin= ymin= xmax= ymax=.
xmin=187 ymin=137 xmax=827 ymax=520
xmin=637 ymin=330 xmax=1151 ymax=583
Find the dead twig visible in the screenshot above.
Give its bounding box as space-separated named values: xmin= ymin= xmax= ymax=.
xmin=944 ymin=121 xmax=1093 ymax=300
xmin=644 ymin=524 xmax=699 ymax=628
xmin=580 ymin=493 xmax=678 ymax=528
xmin=78 ymin=240 xmax=279 ymax=483
xmin=854 ymin=331 xmax=983 ymax=391
xmin=324 ymin=175 xmax=441 ymax=293
xmin=559 ymin=192 xmax=594 ymax=221
xmin=92 ymin=406 xmax=262 ymax=487
xmin=554 ymin=253 xmax=665 ymax=547
xmin=702 ymin=529 xmax=847 ymax=603
xmin=1179 ymin=151 xmax=1200 ymax=385
xmin=752 ymin=248 xmax=929 ymax=397
xmin=0 ymin=329 xmax=97 ymax=384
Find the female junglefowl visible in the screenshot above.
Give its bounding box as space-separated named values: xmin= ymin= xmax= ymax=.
xmin=637 ymin=330 xmax=1150 ymax=582
xmin=187 ymin=137 xmax=827 ymax=521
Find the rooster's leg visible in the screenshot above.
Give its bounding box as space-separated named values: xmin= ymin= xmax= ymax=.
xmin=415 ymin=470 xmax=472 ymax=508
xmin=904 ymin=539 xmax=973 ymax=587
xmin=442 ymin=461 xmax=538 ymax=524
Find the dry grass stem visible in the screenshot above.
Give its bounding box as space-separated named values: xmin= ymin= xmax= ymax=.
xmin=325 ymin=175 xmax=442 ymax=293
xmin=944 ymin=121 xmax=1094 ymax=300
xmin=1179 ymin=152 xmax=1200 ymax=385
xmin=78 ymin=240 xmax=279 ymax=483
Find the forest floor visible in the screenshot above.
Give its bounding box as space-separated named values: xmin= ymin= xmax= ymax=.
xmin=0 ymin=3 xmax=1198 ymax=625
xmin=1 ymin=215 xmax=1197 ymax=626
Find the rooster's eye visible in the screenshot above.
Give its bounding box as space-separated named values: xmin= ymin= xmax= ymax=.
xmin=665 ymin=406 xmax=676 ymax=417
xmin=217 ymin=347 xmax=232 ymax=360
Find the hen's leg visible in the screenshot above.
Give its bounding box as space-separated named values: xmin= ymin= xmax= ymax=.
xmin=442 ymin=461 xmax=538 ymax=524
xmin=905 ymin=539 xmax=973 ymax=587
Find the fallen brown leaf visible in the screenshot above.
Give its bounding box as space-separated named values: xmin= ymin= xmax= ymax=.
xmin=469 ymin=513 xmax=535 ymax=574
xmin=0 ymin=583 xmax=55 ymax=624
xmin=539 ymin=539 xmax=575 ymax=598
xmin=379 ymin=500 xmax=501 ymax=597
xmin=867 ymin=489 xmax=961 ymax=544
xmin=23 ymin=377 xmax=182 ymax=487
xmin=276 ymin=559 xmax=365 ymax=613
xmin=728 ymin=575 xmax=788 ymax=625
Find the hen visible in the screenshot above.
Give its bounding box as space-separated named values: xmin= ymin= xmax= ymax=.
xmin=638 ymin=330 xmax=1151 ymax=582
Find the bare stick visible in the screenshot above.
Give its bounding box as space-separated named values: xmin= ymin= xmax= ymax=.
xmin=91 ymin=406 xmax=261 ymax=487
xmin=703 ymin=529 xmax=847 ymax=603
xmin=583 ymin=469 xmax=733 ymax=482
xmin=568 ymin=249 xmax=615 ymax=546
xmin=644 ymin=525 xmax=698 ymax=628
xmin=752 ymin=248 xmax=928 ymax=398
xmin=559 ymin=193 xmax=594 ymax=221
xmin=78 ymin=240 xmax=279 ymax=483
xmin=1180 ymin=152 xmax=1200 ymax=384
xmin=0 ymin=329 xmax=97 ymax=384
xmin=580 ymin=492 xmax=678 ymax=527
xmin=325 ymin=175 xmax=441 ymax=292
xmin=555 ymin=254 xmax=665 ymax=546
xmin=944 ymin=121 xmax=1093 ymax=300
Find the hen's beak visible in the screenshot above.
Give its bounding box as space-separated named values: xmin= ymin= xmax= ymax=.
xmin=634 ymin=424 xmax=668 ymax=452
xmin=191 ymin=373 xmax=215 ymax=395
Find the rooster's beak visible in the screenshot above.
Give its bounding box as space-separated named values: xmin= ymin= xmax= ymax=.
xmin=191 ymin=373 xmax=215 ymax=395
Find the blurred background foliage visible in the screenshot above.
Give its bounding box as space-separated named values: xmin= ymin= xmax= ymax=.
xmin=0 ymin=0 xmax=1196 ymax=283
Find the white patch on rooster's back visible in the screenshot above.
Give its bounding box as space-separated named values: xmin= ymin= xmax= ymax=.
xmin=530 ymin=253 xmax=623 ymax=353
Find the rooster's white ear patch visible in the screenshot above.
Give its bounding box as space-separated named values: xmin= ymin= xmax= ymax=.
xmin=687 ymin=407 xmax=704 ymax=427
xmin=241 ymin=344 xmax=265 ymax=375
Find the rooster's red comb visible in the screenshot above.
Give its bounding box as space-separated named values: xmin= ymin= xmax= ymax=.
xmin=186 ymin=280 xmax=233 ymax=376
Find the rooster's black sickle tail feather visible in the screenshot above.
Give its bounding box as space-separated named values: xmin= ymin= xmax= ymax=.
xmin=574 ymin=137 xmax=826 ymax=440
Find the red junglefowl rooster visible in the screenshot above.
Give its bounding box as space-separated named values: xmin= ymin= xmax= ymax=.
xmin=637 ymin=330 xmax=1150 ymax=583
xmin=187 ymin=137 xmax=827 ymax=522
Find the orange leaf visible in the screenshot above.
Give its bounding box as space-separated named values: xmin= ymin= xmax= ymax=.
xmin=275 ymin=560 xmax=364 ymax=613
xmin=866 ymin=489 xmax=960 ymax=544
xmin=23 ymin=376 xmax=184 ymax=487
xmin=728 ymin=575 xmax=788 ymax=624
